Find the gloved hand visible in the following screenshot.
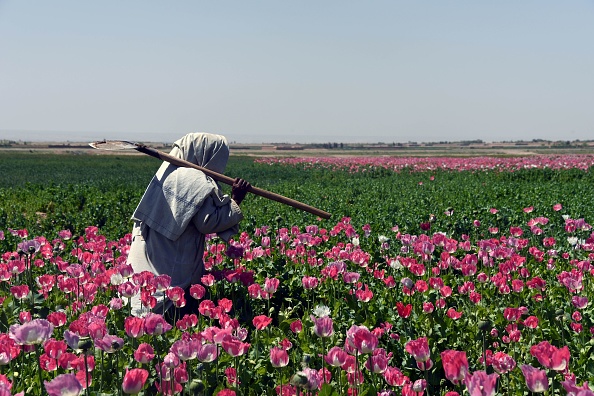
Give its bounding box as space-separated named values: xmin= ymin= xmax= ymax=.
xmin=231 ymin=178 xmax=251 ymax=205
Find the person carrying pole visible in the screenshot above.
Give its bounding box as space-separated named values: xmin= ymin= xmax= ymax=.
xmin=126 ymin=132 xmax=250 ymax=318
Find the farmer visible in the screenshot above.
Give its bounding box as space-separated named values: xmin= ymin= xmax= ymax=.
xmin=126 ymin=132 xmax=250 ymax=318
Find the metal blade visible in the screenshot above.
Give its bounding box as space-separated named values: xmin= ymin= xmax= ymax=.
xmin=89 ymin=140 xmax=139 ymax=151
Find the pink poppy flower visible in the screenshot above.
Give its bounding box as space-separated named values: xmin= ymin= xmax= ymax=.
xmin=134 ymin=343 xmax=155 ymax=364
xmin=163 ymin=352 xmax=180 ymax=368
xmin=383 ymin=366 xmax=407 ymax=386
xmin=122 ymin=368 xmax=148 ymax=394
xmin=561 ymin=378 xmax=592 ymax=394
xmin=152 ymin=274 xmax=171 ymax=291
xmin=270 ymin=346 xmax=289 ymax=368
xmin=43 ymin=339 xmax=67 ymax=360
xmin=364 ymin=348 xmax=391 ymax=373
xmin=44 ymin=373 xmax=83 ymax=396
xmin=312 ymin=316 xmax=334 ymax=338
xmin=10 ymin=285 xmax=29 ymax=300
xmin=529 ymin=340 xmax=570 ymax=371
xmin=572 ymin=296 xmax=588 ymax=309
xmin=196 ymin=343 xmax=218 ymax=363
xmin=143 ymin=313 xmax=172 ymax=336
xmin=166 ymin=286 xmax=185 ymax=302
xmin=253 ymin=315 xmax=273 ymax=330
xmin=201 ymin=274 xmax=216 ymax=286
xmin=446 ymin=307 xmax=463 ymax=320
xmin=405 ymin=337 xmax=430 ymax=363
xmin=355 ymin=284 xmax=374 ymax=302
xmin=263 ymin=277 xmax=280 ymax=294
xmin=189 ymin=284 xmax=206 ymax=300
xmin=491 ymin=352 xmax=516 ymax=374
xmin=292 ymin=367 xmax=320 ymax=391
xmin=170 ymin=339 xmax=197 ymax=361
xmin=521 ymin=365 xmax=549 ymax=393
xmin=302 ymin=276 xmax=319 ymax=290
xmin=221 ymin=336 xmax=250 ymax=357
xmin=124 ymin=317 xmax=145 ymax=339
xmin=441 ymin=350 xmax=468 ymax=385
xmin=346 ymin=325 xmax=378 ymax=354
xmin=198 ymin=300 xmax=217 ymax=318
xmin=46 ymin=311 xmax=67 ymax=327
xmin=290 ymin=320 xmax=302 ymax=334
xmin=325 ymin=346 xmax=348 ymax=367
xmin=464 ymin=371 xmax=498 ymax=396
xmin=524 ymin=316 xmax=539 ymax=329
xmin=9 ymin=319 xmax=54 ymax=345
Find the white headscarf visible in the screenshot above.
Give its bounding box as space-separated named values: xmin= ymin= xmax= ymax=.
xmin=132 ymin=133 xmax=232 ymax=240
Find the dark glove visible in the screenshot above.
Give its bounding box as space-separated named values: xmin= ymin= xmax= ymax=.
xmin=231 ymin=178 xmax=251 ymax=205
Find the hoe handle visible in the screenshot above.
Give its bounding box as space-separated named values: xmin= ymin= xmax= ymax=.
xmin=135 ymin=145 xmax=331 ymax=219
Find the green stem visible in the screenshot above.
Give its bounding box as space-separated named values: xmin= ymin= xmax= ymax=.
xmin=36 ymin=344 xmax=45 ymax=395
xmin=83 ymin=353 xmax=90 ymax=396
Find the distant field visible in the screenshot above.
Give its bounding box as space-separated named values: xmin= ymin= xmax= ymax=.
xmin=3 ymin=139 xmax=594 ymax=157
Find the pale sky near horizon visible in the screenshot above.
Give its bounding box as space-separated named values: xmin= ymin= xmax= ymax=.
xmin=1 ymin=1 xmax=593 ymax=144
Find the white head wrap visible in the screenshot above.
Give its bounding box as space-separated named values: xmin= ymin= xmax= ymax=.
xmin=131 ymin=133 xmax=231 ymax=240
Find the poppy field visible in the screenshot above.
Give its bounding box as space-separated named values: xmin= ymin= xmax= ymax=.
xmin=1 ymin=152 xmax=594 ymax=395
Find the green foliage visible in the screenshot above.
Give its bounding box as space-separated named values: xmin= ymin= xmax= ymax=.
xmin=2 ymin=152 xmax=594 ymax=246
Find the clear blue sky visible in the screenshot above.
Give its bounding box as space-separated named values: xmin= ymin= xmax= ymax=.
xmin=1 ymin=1 xmax=593 ymax=144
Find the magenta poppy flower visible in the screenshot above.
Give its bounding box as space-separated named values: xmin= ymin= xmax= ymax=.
xmin=572 ymin=296 xmax=588 ymax=309
xmin=464 ymin=371 xmax=499 ymax=396
xmin=47 ymin=311 xmax=67 ymax=327
xmin=10 ymin=285 xmax=30 ymax=300
xmin=324 ymin=346 xmax=348 ymax=367
xmin=446 ymin=307 xmax=463 ymax=320
xmin=134 ymin=343 xmax=155 ymax=364
xmin=44 ymin=373 xmax=83 ymax=396
xmin=441 ymin=350 xmax=469 ymax=385
xmin=43 ymin=339 xmax=67 ymax=360
xmin=302 ymin=276 xmax=319 ymax=290
xmin=364 ymin=348 xmax=391 ymax=373
xmin=529 ymin=340 xmax=570 ymax=371
xmin=263 ymin=277 xmax=280 ymax=294
xmin=383 ymin=366 xmax=407 ymax=386
xmin=491 ymin=352 xmax=516 ymax=374
xmin=311 ymin=316 xmax=334 ymax=338
xmin=355 ymin=284 xmax=374 ymax=302
xmin=94 ymin=334 xmax=124 ymax=353
xmin=253 ymin=315 xmax=273 ymax=330
xmin=124 ymin=317 xmax=145 ymax=339
xmin=201 ymin=274 xmax=216 ymax=286
xmin=346 ymin=325 xmax=378 ymax=354
xmin=221 ymin=336 xmax=250 ymax=357
xmin=270 ymin=346 xmax=289 ymax=368
xmin=9 ymin=319 xmax=54 ymax=345
xmin=521 ymin=365 xmax=549 ymax=393
xmin=405 ymin=337 xmax=430 ymax=363
xmin=122 ymin=368 xmax=148 ymax=394
xmin=166 ymin=286 xmax=185 ymax=302
xmin=196 ymin=343 xmax=218 ymax=363
xmin=290 ymin=320 xmax=302 ymax=334
xmin=216 ymin=389 xmax=236 ymax=396
xmin=198 ymin=300 xmax=217 ymax=318
xmin=143 ymin=313 xmax=172 ymax=335
xmin=189 ymin=284 xmax=206 ymax=300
